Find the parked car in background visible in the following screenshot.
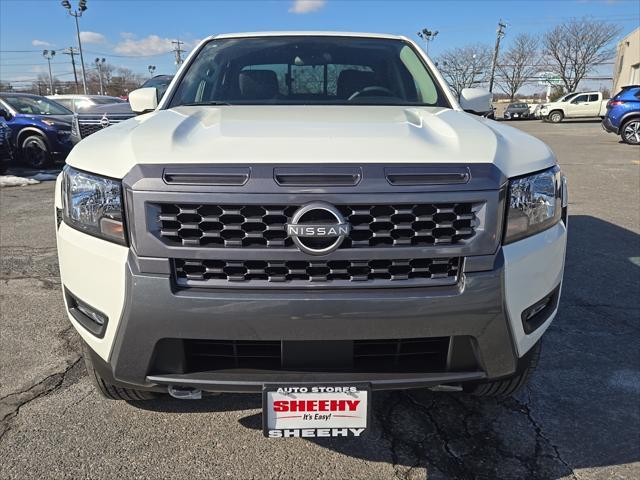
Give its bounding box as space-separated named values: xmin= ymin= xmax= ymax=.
xmin=75 ymin=101 xmax=135 ymax=139
xmin=73 ymin=75 xmax=174 ymax=140
xmin=140 ymin=75 xmax=174 ymax=103
xmin=539 ymin=91 xmax=609 ymax=123
xmin=0 ymin=93 xmax=76 ymax=168
xmin=602 ymin=84 xmax=640 ymax=145
xmin=47 ymin=94 xmax=125 ymax=112
xmin=503 ymin=103 xmax=530 ymax=120
xmin=0 ymin=115 xmax=13 ymax=173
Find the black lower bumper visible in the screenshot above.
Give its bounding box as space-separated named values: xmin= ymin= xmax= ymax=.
xmin=93 ymin=252 xmax=520 ymax=393
xmin=601 ymin=116 xmax=617 ymax=134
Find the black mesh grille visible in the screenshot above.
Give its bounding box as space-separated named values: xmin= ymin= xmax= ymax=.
xmin=181 ymin=338 xmax=450 ymax=373
xmin=174 ymin=257 xmax=460 ymax=285
xmin=156 ymin=203 xmax=477 ymax=248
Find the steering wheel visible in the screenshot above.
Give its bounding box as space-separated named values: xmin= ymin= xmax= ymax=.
xmin=347 ymin=86 xmax=394 ymax=101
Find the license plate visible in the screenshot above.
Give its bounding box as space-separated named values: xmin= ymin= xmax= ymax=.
xmin=263 ymin=384 xmax=370 ymax=438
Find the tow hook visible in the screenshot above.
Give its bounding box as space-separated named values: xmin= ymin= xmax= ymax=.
xmin=168 ymin=385 xmax=202 ymax=400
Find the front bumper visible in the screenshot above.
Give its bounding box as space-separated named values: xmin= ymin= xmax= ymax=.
xmin=57 ymin=220 xmax=567 ymax=393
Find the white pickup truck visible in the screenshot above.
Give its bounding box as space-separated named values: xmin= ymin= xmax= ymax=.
xmin=540 ymin=91 xmax=609 ymax=123
xmin=55 ymin=32 xmax=568 ymax=438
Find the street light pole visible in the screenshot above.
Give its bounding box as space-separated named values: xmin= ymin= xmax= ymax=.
xmin=61 ymin=0 xmax=88 ymax=94
xmin=148 ymin=65 xmax=156 ymax=77
xmin=417 ymin=28 xmax=439 ymax=55
xmin=95 ymin=57 xmax=106 ymax=95
xmin=42 ymin=50 xmax=56 ymax=94
xmin=488 ymin=20 xmax=507 ymax=93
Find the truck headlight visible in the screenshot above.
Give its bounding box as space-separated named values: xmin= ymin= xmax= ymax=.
xmin=504 ymin=166 xmax=565 ymax=244
xmin=61 ymin=165 xmax=127 ymax=245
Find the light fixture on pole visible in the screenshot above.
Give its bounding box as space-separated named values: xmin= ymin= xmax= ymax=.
xmin=42 ymin=50 xmax=56 ymax=94
xmin=61 ymin=0 xmax=88 ymax=95
xmin=95 ymin=57 xmax=106 ymax=95
xmin=148 ymin=65 xmax=156 ymax=77
xmin=417 ymin=28 xmax=439 ymax=55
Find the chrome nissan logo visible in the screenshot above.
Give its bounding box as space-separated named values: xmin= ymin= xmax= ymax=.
xmin=100 ymin=113 xmax=110 ymax=128
xmin=287 ymin=202 xmax=350 ymax=255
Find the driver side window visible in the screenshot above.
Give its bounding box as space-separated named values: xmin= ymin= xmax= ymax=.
xmin=572 ymin=95 xmax=588 ymax=104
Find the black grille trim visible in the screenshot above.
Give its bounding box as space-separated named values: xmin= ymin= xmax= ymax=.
xmin=174 ymin=257 xmax=461 ymax=288
xmin=156 ymin=203 xmax=479 ymax=249
xmin=179 ymin=338 xmax=451 ymax=373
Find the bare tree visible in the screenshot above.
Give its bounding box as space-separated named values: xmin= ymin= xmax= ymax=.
xmin=496 ymin=34 xmax=541 ymax=100
xmin=543 ymin=18 xmax=621 ymax=92
xmin=436 ymin=45 xmax=493 ymax=97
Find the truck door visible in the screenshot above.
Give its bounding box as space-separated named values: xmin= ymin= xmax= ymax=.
xmin=569 ymin=94 xmax=599 ymax=117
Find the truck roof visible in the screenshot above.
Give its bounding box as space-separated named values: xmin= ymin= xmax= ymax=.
xmin=208 ymin=31 xmax=408 ymax=41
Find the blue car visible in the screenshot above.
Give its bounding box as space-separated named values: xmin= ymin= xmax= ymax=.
xmin=602 ymin=85 xmax=640 ymax=145
xmin=0 ymin=92 xmax=77 ymax=168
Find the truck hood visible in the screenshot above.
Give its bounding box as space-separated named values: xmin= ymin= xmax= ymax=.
xmin=67 ymin=106 xmax=556 ymax=179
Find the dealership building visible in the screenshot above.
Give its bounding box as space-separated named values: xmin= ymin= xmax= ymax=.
xmin=613 ymin=27 xmax=640 ymax=93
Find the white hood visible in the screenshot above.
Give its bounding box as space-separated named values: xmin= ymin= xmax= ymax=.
xmin=67 ymin=106 xmax=556 ymax=179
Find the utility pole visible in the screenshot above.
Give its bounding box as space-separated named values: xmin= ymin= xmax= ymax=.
xmin=148 ymin=65 xmax=156 ymax=77
xmin=42 ymin=50 xmax=56 ymax=94
xmin=62 ymin=47 xmax=80 ymax=93
xmin=488 ymin=19 xmax=507 ymax=93
xmin=417 ymin=28 xmax=439 ymax=55
xmin=61 ymin=0 xmax=89 ymax=94
xmin=95 ymin=57 xmax=106 ymax=95
xmin=172 ymin=39 xmax=185 ymax=69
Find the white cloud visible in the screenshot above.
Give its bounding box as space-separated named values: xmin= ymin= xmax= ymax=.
xmin=80 ymin=31 xmax=107 ymax=44
xmin=32 ymin=39 xmax=53 ymax=47
xmin=114 ymin=34 xmax=174 ymax=55
xmin=289 ymin=0 xmax=326 ymax=14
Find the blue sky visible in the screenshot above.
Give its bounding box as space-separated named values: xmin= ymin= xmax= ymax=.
xmin=1 ymin=0 xmax=638 ymax=91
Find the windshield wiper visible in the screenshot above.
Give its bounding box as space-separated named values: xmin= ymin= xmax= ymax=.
xmin=179 ymin=101 xmax=233 ymax=107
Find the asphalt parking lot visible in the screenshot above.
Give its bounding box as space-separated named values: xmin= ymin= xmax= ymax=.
xmin=1 ymin=119 xmax=639 ymax=480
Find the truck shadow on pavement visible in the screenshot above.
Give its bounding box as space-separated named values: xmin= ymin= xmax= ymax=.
xmin=131 ymin=215 xmax=640 ymax=480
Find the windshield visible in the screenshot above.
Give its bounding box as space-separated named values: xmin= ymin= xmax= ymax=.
xmin=168 ymin=36 xmax=449 ymax=107
xmin=2 ymin=95 xmax=72 ymax=115
xmin=559 ymin=93 xmax=578 ymax=103
xmin=509 ymin=103 xmax=527 ymax=109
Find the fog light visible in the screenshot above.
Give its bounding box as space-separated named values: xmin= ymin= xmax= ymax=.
xmin=64 ymin=289 xmax=108 ymax=338
xmin=521 ymin=286 xmax=560 ymax=334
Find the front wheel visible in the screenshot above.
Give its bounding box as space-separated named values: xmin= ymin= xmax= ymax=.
xmin=621 ymin=119 xmax=640 ymax=145
xmin=20 ymin=134 xmax=51 ymax=168
xmin=82 ymin=342 xmax=158 ymax=401
xmin=548 ymin=111 xmax=564 ymax=123
xmin=465 ymin=341 xmax=541 ymax=398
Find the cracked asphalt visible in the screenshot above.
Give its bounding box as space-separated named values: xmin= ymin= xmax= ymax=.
xmin=1 ymin=120 xmax=639 ymax=479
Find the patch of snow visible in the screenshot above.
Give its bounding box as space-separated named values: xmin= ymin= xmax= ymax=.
xmin=0 ymin=175 xmax=41 ymax=187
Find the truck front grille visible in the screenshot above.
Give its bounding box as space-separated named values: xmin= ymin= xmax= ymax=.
xmin=174 ymin=257 xmax=460 ymax=286
xmin=156 ymin=203 xmax=478 ymax=248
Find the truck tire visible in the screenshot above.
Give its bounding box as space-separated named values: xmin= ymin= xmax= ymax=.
xmin=82 ymin=342 xmax=159 ymax=401
xmin=621 ymin=118 xmax=640 ymax=145
xmin=466 ymin=341 xmax=541 ymax=398
xmin=548 ymin=111 xmax=563 ymax=123
xmin=20 ymin=134 xmax=51 ymax=168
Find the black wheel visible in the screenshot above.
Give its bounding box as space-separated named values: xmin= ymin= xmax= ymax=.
xmin=621 ymin=118 xmax=640 ymax=145
xmin=548 ymin=111 xmax=564 ymax=123
xmin=466 ymin=340 xmax=541 ymax=398
xmin=82 ymin=342 xmax=158 ymax=400
xmin=20 ymin=134 xmax=51 ymax=168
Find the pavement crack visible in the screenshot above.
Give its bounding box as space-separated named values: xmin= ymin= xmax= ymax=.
xmin=0 ymin=357 xmax=81 ymax=443
xmin=500 ymin=389 xmax=581 ymax=480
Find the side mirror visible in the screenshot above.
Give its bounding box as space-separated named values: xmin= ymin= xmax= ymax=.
xmin=0 ymin=108 xmax=12 ymax=120
xmin=129 ymin=87 xmax=158 ymax=114
xmin=459 ymin=88 xmax=493 ymax=115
